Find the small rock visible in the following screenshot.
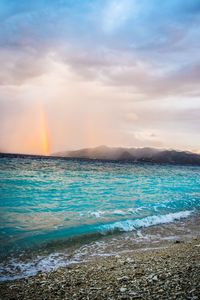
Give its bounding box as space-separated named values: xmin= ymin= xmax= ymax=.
xmin=129 ymin=291 xmax=138 ymax=296
xmin=135 ymin=268 xmax=145 ymax=276
xmin=117 ymin=276 xmax=129 ymax=281
xmin=126 ymin=258 xmax=135 ymax=264
xmin=189 ymin=288 xmax=196 ymax=293
xmin=120 ymin=287 xmax=127 ymax=293
xmin=159 ymin=274 xmax=166 ymax=280
xmin=152 ymin=275 xmax=158 ymax=281
xmin=174 ymin=240 xmax=182 ymax=244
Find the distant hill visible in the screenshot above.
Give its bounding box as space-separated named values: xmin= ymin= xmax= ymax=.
xmin=53 ymin=145 xmax=200 ymax=166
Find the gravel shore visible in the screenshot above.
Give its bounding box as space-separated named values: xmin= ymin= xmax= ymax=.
xmin=0 ymin=237 xmax=200 ymax=300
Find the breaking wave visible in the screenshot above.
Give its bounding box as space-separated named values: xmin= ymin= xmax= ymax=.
xmin=100 ymin=210 xmax=193 ymax=232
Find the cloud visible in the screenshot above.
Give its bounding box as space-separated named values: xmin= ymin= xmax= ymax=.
xmin=0 ymin=0 xmax=200 ymax=153
xmin=0 ymin=47 xmax=50 ymax=85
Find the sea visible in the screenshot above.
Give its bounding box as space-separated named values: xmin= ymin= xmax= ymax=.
xmin=0 ymin=156 xmax=200 ymax=281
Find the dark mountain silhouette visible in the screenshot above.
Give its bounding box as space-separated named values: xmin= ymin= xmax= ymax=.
xmin=53 ymin=145 xmax=200 ymax=165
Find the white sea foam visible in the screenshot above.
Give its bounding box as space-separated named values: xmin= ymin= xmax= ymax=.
xmin=89 ymin=210 xmax=105 ymax=218
xmin=128 ymin=207 xmax=144 ymax=214
xmin=86 ymin=209 xmax=128 ymax=218
xmin=112 ymin=209 xmax=126 ymax=215
xmin=0 ymin=253 xmax=83 ymax=282
xmin=85 ymin=207 xmax=144 ymax=218
xmin=100 ymin=210 xmax=193 ymax=232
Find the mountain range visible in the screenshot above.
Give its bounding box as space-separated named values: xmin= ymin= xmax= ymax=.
xmin=53 ymin=145 xmax=200 ymax=165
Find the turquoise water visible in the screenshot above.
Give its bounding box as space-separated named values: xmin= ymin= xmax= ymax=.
xmin=0 ymin=156 xmax=200 ymax=280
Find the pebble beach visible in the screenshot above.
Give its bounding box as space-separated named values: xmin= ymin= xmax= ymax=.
xmin=1 ymin=237 xmax=200 ymax=300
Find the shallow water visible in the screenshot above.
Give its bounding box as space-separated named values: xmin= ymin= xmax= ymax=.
xmin=0 ymin=156 xmax=200 ymax=280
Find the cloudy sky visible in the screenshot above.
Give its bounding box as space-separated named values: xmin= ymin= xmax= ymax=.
xmin=0 ymin=0 xmax=200 ymax=155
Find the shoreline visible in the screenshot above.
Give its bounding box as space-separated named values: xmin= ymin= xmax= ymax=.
xmin=1 ymin=237 xmax=200 ymax=300
xmin=0 ymin=213 xmax=200 ymax=284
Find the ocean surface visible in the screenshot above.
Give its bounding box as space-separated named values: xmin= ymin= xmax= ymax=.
xmin=0 ymin=156 xmax=200 ymax=281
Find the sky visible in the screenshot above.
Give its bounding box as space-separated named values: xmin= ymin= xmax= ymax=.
xmin=0 ymin=0 xmax=200 ymax=155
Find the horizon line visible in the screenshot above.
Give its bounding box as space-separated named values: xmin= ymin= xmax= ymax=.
xmin=0 ymin=145 xmax=199 ymax=157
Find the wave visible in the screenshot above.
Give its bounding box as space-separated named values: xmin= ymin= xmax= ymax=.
xmin=0 ymin=210 xmax=194 ymax=282
xmin=99 ymin=210 xmax=193 ymax=232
